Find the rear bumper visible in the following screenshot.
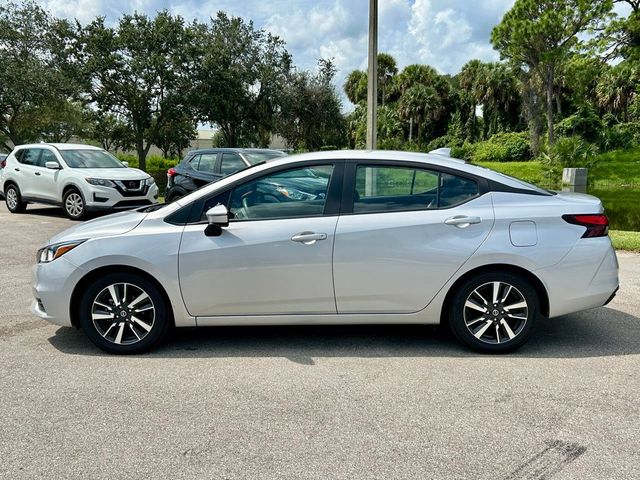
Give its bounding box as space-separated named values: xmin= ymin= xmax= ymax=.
xmin=537 ymin=237 xmax=619 ymax=318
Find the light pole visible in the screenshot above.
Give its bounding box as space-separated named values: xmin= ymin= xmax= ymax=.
xmin=366 ymin=0 xmax=378 ymax=150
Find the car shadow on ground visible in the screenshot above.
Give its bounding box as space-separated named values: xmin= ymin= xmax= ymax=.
xmin=47 ymin=305 xmax=640 ymax=362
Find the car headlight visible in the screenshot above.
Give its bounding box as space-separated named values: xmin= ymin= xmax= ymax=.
xmin=145 ymin=176 xmax=156 ymax=186
xmin=275 ymin=186 xmax=317 ymax=200
xmin=37 ymin=240 xmax=86 ymax=264
xmin=85 ymin=178 xmax=115 ymax=187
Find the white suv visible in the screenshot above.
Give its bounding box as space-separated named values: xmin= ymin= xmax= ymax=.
xmin=0 ymin=144 xmax=158 ymax=219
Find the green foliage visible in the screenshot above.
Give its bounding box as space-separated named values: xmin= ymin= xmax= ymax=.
xmin=81 ymin=10 xmax=198 ymax=170
xmin=555 ymin=106 xmax=603 ymax=143
xmin=194 ymin=12 xmax=291 ymax=148
xmin=600 ymin=122 xmax=640 ymax=150
xmin=452 ymin=132 xmax=532 ymax=162
xmin=541 ymin=136 xmax=599 ymax=183
xmin=277 ymin=59 xmax=346 ymax=151
xmin=609 ymin=230 xmax=640 ymax=251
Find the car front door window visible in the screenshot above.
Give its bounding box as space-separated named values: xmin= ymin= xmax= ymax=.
xmin=228 ymin=165 xmax=333 ymax=220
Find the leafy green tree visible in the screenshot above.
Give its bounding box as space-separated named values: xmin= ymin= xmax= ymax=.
xmin=596 ymin=62 xmax=639 ymax=121
xmin=88 ymin=113 xmax=134 ymax=152
xmin=397 ymin=84 xmax=442 ymax=143
xmin=80 ymin=11 xmax=197 ymax=170
xmin=278 ymin=59 xmax=346 ymax=150
xmin=154 ymin=112 xmax=196 ymax=158
xmin=492 ymin=0 xmax=612 ymax=148
xmin=194 ymin=12 xmax=291 ymax=148
xmin=0 ymin=1 xmax=82 ymax=150
xmin=344 ymin=70 xmax=367 ymax=105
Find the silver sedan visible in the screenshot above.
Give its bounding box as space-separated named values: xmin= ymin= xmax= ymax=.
xmin=31 ymin=150 xmax=619 ymax=354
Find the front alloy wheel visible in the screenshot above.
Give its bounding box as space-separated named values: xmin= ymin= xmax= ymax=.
xmin=80 ymin=273 xmax=170 ymax=354
xmin=63 ymin=190 xmax=86 ymax=220
xmin=450 ymin=272 xmax=538 ymax=353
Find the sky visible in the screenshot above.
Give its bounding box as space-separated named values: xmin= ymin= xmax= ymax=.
xmin=38 ymin=0 xmax=629 ymax=112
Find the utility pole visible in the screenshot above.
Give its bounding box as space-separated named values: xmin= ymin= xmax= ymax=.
xmin=366 ymin=0 xmax=378 ymax=150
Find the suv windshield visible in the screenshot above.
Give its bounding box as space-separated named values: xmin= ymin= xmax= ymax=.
xmin=60 ymin=150 xmax=125 ymax=169
xmin=243 ymin=151 xmax=286 ymax=164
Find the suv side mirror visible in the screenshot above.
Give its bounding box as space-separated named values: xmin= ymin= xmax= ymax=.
xmin=205 ymin=204 xmax=229 ymax=237
xmin=122 ymin=161 xmax=129 ymax=167
xmin=45 ymin=161 xmax=61 ymax=170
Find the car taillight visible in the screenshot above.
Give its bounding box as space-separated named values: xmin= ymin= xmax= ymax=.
xmin=167 ymin=167 xmax=176 ymax=178
xmin=562 ymin=214 xmax=609 ymax=238
xmin=0 ymin=159 xmax=6 ymax=169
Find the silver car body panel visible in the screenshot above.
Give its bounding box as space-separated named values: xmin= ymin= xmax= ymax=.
xmin=31 ymin=150 xmax=619 ymax=330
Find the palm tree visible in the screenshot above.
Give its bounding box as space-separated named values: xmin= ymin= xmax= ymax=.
xmin=596 ymin=63 xmax=639 ymax=121
xmin=457 ymin=60 xmax=485 ymax=140
xmin=398 ymin=84 xmax=442 ymax=143
xmin=377 ymin=53 xmax=398 ymax=107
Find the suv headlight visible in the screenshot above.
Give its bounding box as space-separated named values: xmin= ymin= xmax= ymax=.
xmin=37 ymin=240 xmax=86 ymax=263
xmin=145 ymin=176 xmax=156 ymax=186
xmin=85 ymin=178 xmax=115 ymax=187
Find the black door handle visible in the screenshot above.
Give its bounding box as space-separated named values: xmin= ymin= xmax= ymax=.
xmin=14 ymin=168 xmax=20 ymax=172
xmin=35 ymin=172 xmax=41 ymax=176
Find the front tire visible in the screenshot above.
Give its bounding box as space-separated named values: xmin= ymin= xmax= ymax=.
xmin=449 ymin=272 xmax=539 ymax=353
xmin=79 ymin=273 xmax=171 ymax=354
xmin=63 ymin=188 xmax=86 ymax=220
xmin=5 ymin=184 xmax=27 ymax=213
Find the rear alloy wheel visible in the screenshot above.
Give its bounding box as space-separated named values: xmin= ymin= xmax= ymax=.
xmin=449 ymin=272 xmax=539 ymax=353
xmin=63 ymin=189 xmax=86 ymax=220
xmin=5 ymin=184 xmax=27 ymax=213
xmin=79 ymin=273 xmax=170 ymax=354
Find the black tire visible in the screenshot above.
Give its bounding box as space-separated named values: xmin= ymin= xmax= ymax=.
xmin=5 ymin=184 xmax=27 ymax=213
xmin=449 ymin=271 xmax=539 ymax=353
xmin=168 ymin=193 xmax=183 ymax=203
xmin=79 ymin=272 xmax=171 ymax=354
xmin=63 ymin=188 xmax=86 ymax=220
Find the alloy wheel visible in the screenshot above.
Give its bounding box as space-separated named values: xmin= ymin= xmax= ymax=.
xmin=6 ymin=188 xmax=17 ymax=210
xmin=65 ymin=193 xmax=84 ymax=217
xmin=91 ymin=282 xmax=155 ymax=345
xmin=463 ymin=281 xmax=528 ymax=344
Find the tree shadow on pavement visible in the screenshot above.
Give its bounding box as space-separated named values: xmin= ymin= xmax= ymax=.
xmin=48 ymin=305 xmax=640 ymax=362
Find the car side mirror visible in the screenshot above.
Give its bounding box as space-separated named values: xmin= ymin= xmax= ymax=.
xmin=122 ymin=161 xmax=129 ymax=167
xmin=45 ymin=161 xmax=61 ymax=170
xmin=205 ymin=204 xmax=229 ymax=237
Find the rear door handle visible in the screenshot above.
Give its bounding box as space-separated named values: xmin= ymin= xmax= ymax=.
xmin=34 ymin=171 xmax=41 ymax=176
xmin=14 ymin=168 xmax=20 ymax=172
xmin=291 ymin=232 xmax=327 ymax=245
xmin=445 ymin=215 xmax=481 ymax=228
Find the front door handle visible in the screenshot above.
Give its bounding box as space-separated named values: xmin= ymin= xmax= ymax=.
xmin=291 ymin=232 xmax=327 ymax=245
xmin=34 ymin=171 xmax=41 ymax=176
xmin=14 ymin=168 xmax=20 ymax=172
xmin=444 ymin=215 xmax=481 ymax=228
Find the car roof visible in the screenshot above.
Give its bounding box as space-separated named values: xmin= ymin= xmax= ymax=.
xmin=186 ymin=147 xmax=285 ymax=155
xmin=14 ymin=143 xmax=104 ymax=151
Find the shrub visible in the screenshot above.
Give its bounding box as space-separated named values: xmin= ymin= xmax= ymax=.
xmin=451 ymin=132 xmax=531 ymax=162
xmin=426 ymin=135 xmax=462 ymax=152
xmin=115 ymin=153 xmax=138 ymax=167
xmin=600 ymin=123 xmax=640 ymax=151
xmin=555 ymin=107 xmax=603 ymax=143
xmin=541 ymin=136 xmax=599 ymax=184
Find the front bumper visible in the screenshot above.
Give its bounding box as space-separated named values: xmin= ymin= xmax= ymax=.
xmin=31 ymin=257 xmax=84 ymax=327
xmin=85 ymin=184 xmax=159 ymax=212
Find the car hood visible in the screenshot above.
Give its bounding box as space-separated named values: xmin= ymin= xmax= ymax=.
xmin=70 ymin=167 xmax=149 ymax=180
xmin=45 ymin=210 xmax=148 ymax=246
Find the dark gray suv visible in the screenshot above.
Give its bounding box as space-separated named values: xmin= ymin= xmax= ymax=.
xmin=165 ymin=148 xmax=286 ymax=202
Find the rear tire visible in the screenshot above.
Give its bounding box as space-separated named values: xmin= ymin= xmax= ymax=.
xmin=79 ymin=272 xmax=171 ymax=354
xmin=449 ymin=271 xmax=539 ymax=353
xmin=63 ymin=188 xmax=86 ymax=220
xmin=5 ymin=184 xmax=26 ymax=213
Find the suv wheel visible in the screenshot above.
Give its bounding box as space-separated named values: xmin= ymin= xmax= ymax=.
xmin=79 ymin=272 xmax=171 ymax=354
xmin=5 ymin=184 xmax=27 ymax=213
xmin=449 ymin=272 xmax=539 ymax=353
xmin=63 ymin=189 xmax=86 ymax=220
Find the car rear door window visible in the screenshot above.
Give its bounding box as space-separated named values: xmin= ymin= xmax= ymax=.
xmin=196 ymin=154 xmax=217 ymax=173
xmin=220 ymin=153 xmax=246 ymax=176
xmin=18 ymin=149 xmax=41 ymax=166
xmin=353 ymin=165 xmax=478 ymax=213
xmin=227 ymin=165 xmax=334 ymax=220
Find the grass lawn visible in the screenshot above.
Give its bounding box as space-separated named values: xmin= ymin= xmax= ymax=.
xmin=610 ymin=230 xmax=640 ymax=252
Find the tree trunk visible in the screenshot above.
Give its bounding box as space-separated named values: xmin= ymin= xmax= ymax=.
xmin=136 ymin=137 xmax=147 ymax=172
xmin=409 ymin=117 xmax=413 ymax=141
xmin=546 ymin=66 xmax=555 ymax=146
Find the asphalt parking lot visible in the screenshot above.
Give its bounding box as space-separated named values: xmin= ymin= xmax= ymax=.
xmin=0 ymin=203 xmax=639 ymax=479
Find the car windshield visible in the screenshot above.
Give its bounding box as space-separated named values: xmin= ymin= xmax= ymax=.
xmin=243 ymin=151 xmax=286 ymax=164
xmin=60 ymin=150 xmax=125 ymax=169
